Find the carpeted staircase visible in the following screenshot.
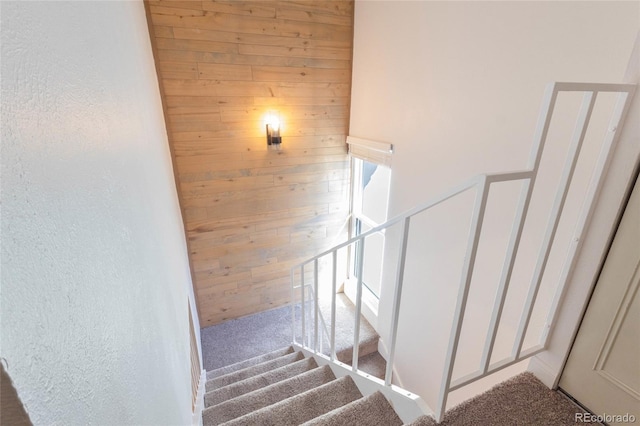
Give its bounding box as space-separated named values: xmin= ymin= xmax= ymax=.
xmin=201 ymin=345 xmax=596 ymax=425
xmin=202 ymin=346 xmax=404 ymax=426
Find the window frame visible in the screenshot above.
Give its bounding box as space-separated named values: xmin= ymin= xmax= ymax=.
xmin=345 ymin=137 xmax=393 ymax=312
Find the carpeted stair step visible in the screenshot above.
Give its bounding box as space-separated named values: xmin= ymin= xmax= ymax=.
xmin=301 ymin=391 xmax=403 ymax=426
xmin=205 ymin=357 xmax=319 ymax=407
xmin=406 ymin=415 xmax=436 ymax=425
xmin=402 ymin=372 xmax=597 ymax=426
xmin=336 ymin=336 xmax=379 ymax=365
xmin=219 ymin=375 xmax=362 ymax=426
xmin=356 ymin=351 xmax=387 ymax=380
xmin=206 ymin=346 xmax=294 ymax=380
xmin=203 ymin=365 xmax=336 ymax=425
xmin=318 ymin=294 xmax=380 ymax=363
xmin=207 ymin=351 xmax=304 ymax=390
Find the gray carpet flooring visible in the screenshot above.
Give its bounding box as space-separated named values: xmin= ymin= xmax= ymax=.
xmin=206 ymin=365 xmax=337 ymax=424
xmin=201 ymin=302 xmax=595 ymax=425
xmin=201 ymin=304 xmax=295 ymax=371
xmin=408 ymin=372 xmax=598 ymax=426
xmin=203 ymin=347 xmax=403 ymax=426
xmin=205 ymin=357 xmax=319 ymax=407
xmin=302 ymin=391 xmax=403 ymax=426
xmin=201 ymin=294 xmax=381 ymax=373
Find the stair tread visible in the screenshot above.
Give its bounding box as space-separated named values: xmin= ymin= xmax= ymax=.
xmin=406 ymin=415 xmax=437 ymax=425
xmin=218 ymin=375 xmax=362 ymax=426
xmin=205 ymin=357 xmax=318 ymax=407
xmin=206 ymin=346 xmax=293 ymax=380
xmin=203 ymin=365 xmax=335 ymax=425
xmin=207 ymin=351 xmax=304 ymax=390
xmin=357 ymin=351 xmax=387 ymax=380
xmin=301 ymin=391 xmax=403 ymax=426
xmin=317 ymin=294 xmax=379 ymax=363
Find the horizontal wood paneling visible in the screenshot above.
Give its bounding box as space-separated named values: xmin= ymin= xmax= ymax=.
xmin=146 ymin=0 xmax=353 ymax=327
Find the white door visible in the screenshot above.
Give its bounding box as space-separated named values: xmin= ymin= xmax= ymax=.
xmin=560 ymin=175 xmax=640 ymax=424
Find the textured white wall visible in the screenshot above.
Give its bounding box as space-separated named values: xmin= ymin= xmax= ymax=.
xmin=350 ymin=0 xmax=639 ymax=411
xmin=1 ymin=1 xmax=197 ymax=425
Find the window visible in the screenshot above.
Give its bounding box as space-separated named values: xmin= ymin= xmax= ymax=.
xmin=346 ymin=136 xmax=393 ymax=305
xmin=352 ymin=158 xmax=391 ymax=298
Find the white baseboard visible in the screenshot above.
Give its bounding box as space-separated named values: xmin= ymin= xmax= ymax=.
xmin=192 ymin=369 xmax=206 ymax=426
xmin=528 ymin=355 xmax=558 ymax=389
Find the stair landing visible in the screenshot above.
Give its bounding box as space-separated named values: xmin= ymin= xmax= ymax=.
xmin=201 ymin=293 xmax=381 ymax=373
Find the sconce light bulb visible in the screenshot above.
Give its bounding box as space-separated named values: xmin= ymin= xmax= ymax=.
xmin=266 ymin=111 xmax=282 ymax=147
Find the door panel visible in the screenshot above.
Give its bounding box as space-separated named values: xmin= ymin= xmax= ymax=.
xmin=560 ymin=175 xmax=640 ymax=424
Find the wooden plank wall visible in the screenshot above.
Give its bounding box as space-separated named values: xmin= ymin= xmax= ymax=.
xmin=145 ymin=0 xmax=354 ymax=327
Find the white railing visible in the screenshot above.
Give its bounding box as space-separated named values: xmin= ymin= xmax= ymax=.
xmin=290 ymin=82 xmax=636 ymax=423
xmin=290 ymin=283 xmax=331 ymax=356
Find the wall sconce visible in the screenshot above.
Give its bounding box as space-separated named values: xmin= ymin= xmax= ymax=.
xmin=266 ymin=113 xmax=282 ymax=148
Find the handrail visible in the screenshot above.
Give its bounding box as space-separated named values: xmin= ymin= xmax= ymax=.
xmin=295 ymin=174 xmax=472 ymax=269
xmin=290 ymin=82 xmax=636 ymax=424
xmin=436 ymin=82 xmax=635 ymax=421
xmin=293 ymin=170 xmax=535 ymax=378
xmin=293 ymin=170 xmax=534 ymax=270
